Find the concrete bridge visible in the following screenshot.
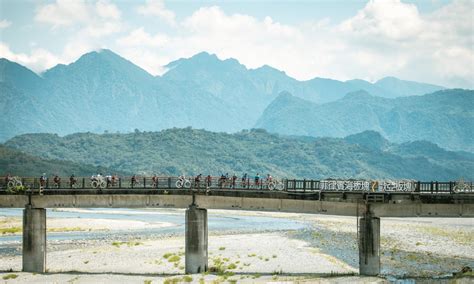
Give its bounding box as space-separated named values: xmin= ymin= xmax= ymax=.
xmin=1 ymin=182 xmax=473 ymax=277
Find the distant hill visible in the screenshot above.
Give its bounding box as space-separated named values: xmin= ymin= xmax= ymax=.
xmin=255 ymin=89 xmax=474 ymax=152
xmin=4 ymin=128 xmax=473 ymax=180
xmin=344 ymin=131 xmax=391 ymax=152
xmin=0 ymin=49 xmax=448 ymax=142
xmin=374 ymin=76 xmax=445 ymax=97
xmin=0 ymin=145 xmax=117 ymax=176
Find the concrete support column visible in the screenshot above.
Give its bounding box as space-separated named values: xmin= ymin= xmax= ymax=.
xmin=23 ymin=206 xmax=46 ymax=273
xmin=185 ymin=205 xmax=208 ymax=274
xmin=358 ymin=211 xmax=380 ymax=276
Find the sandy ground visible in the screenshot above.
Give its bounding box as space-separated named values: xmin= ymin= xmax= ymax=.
xmin=0 ymin=210 xmax=473 ymax=283
xmin=0 ymin=213 xmax=176 ymax=233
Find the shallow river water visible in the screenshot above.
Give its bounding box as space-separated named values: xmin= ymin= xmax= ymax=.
xmin=0 ymin=208 xmax=308 ymax=242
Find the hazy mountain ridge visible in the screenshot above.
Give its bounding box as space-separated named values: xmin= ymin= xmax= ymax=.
xmin=0 ymin=49 xmax=448 ymax=142
xmin=374 ymin=76 xmax=444 ymax=97
xmin=255 ymin=89 xmax=474 ymax=152
xmin=4 ymin=128 xmax=473 ymax=180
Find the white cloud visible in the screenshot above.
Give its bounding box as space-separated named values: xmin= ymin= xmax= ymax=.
xmin=172 ymin=2 xmax=472 ymax=88
xmin=339 ymin=0 xmax=423 ymax=41
xmin=61 ymin=37 xmax=103 ymax=64
xmin=177 ymin=6 xmax=304 ymax=71
xmin=335 ymin=0 xmax=474 ymax=87
xmin=35 ymin=0 xmax=122 ymax=37
xmin=0 ymin=19 xmax=11 ymax=29
xmin=35 ymin=0 xmax=90 ymax=27
xmin=116 ymin=27 xmax=171 ymax=75
xmin=137 ymin=0 xmax=175 ymax=26
xmin=117 ymin=27 xmax=169 ymax=47
xmin=0 ymin=42 xmax=61 ymax=73
xmin=83 ymin=21 xmax=122 ymax=37
xmin=4 ymin=1 xmax=472 ymax=88
xmin=119 ymin=48 xmax=169 ymax=75
xmin=96 ymin=0 xmax=121 ymax=20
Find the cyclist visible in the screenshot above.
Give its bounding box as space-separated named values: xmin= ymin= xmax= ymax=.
xmin=69 ymin=174 xmax=77 ymax=188
xmin=106 ymin=175 xmax=112 ymax=188
xmin=266 ymin=174 xmax=272 ymax=188
xmin=231 ymin=174 xmax=237 ymax=189
xmin=267 ymin=174 xmax=273 ymax=182
xmin=53 ymin=175 xmax=61 ymax=188
xmin=255 ymin=173 xmax=260 ymax=187
xmin=112 ymin=174 xmax=118 ymax=186
xmin=5 ymin=173 xmax=11 ymax=188
xmin=219 ymin=174 xmax=226 ymax=188
xmin=241 ymin=173 xmax=248 ymax=188
xmin=206 ymin=175 xmax=212 ymax=188
xmin=194 ymin=174 xmax=202 ymax=188
xmin=39 ymin=173 xmax=47 ymax=192
xmin=265 ymin=174 xmax=274 ymax=189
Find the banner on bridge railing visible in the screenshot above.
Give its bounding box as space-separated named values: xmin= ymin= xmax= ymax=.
xmin=317 ymin=179 xmax=473 ymax=192
xmin=319 ymin=180 xmax=416 ymax=192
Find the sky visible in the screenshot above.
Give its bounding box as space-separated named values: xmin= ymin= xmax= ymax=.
xmin=0 ymin=0 xmax=472 ymax=88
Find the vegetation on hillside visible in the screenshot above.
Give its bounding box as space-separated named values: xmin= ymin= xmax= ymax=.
xmin=256 ymin=89 xmax=474 ymax=152
xmin=3 ymin=128 xmax=472 ymax=180
xmin=0 ymin=145 xmax=120 ymax=176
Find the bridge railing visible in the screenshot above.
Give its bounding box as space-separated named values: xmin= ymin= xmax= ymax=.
xmin=417 ymin=181 xmax=473 ymax=194
xmin=286 ymin=180 xmax=473 ymax=193
xmin=1 ymin=176 xmax=472 ymax=193
xmin=0 ymin=176 xmax=284 ymax=191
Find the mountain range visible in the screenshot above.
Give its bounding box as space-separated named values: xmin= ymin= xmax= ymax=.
xmin=256 ymin=89 xmax=474 ymax=152
xmin=3 ymin=128 xmax=473 ymax=180
xmin=1 ymin=49 xmax=459 ymax=150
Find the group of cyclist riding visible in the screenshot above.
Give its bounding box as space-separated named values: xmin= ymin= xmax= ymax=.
xmin=4 ymin=172 xmax=282 ymax=190
xmin=179 ymin=173 xmax=283 ymax=190
xmin=3 ymin=173 xmax=472 ymax=193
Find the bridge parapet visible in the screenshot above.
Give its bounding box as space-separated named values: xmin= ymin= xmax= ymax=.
xmin=2 ymin=176 xmax=473 ymax=194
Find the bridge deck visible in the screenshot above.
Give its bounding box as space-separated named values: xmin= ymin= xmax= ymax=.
xmin=1 ymin=188 xmax=473 ymax=217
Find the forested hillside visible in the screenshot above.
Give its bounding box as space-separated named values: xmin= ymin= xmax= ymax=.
xmin=4 ymin=129 xmax=473 ymax=180
xmin=0 ymin=146 xmax=116 ymax=176
xmin=256 ymin=89 xmax=474 ymax=152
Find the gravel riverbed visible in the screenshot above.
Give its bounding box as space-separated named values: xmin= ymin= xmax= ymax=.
xmin=0 ymin=210 xmax=473 ymax=283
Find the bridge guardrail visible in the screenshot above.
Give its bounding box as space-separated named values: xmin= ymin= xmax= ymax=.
xmin=285 ymin=179 xmax=473 ymax=193
xmin=0 ymin=176 xmax=285 ymax=191
xmin=0 ymin=176 xmax=472 ymax=194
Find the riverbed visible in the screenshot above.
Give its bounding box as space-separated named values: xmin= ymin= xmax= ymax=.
xmin=0 ymin=208 xmax=473 ymax=283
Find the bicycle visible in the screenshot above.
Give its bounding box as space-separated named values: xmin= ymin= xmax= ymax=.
xmin=453 ymin=180 xmax=472 ymax=193
xmin=176 ymin=176 xmax=191 ymax=189
xmin=268 ymin=179 xmax=285 ymax=191
xmin=91 ymin=176 xmax=106 ymax=189
xmin=7 ymin=177 xmax=22 ymax=190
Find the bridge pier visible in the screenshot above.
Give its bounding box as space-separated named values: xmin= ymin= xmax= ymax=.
xmin=22 ymin=206 xmax=46 ymax=273
xmin=185 ymin=205 xmax=208 ymax=274
xmin=358 ymin=210 xmax=380 ymax=276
